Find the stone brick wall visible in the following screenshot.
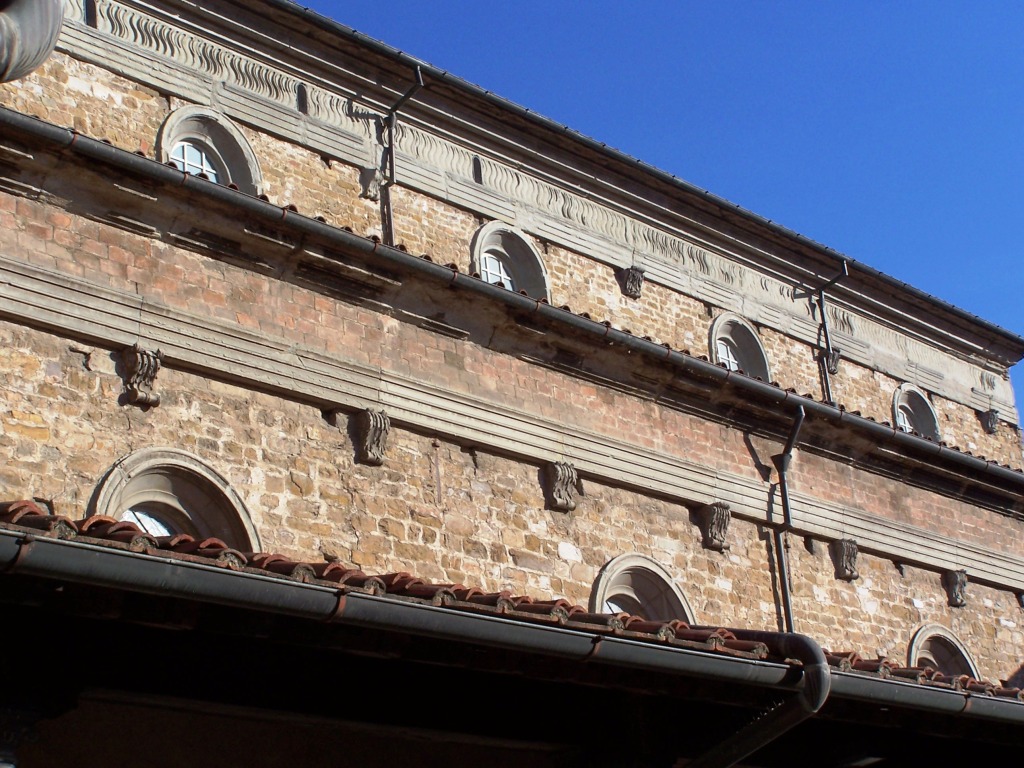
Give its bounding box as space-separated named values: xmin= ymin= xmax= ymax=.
xmin=0 ymin=52 xmax=1017 ymax=465
xmin=0 ymin=29 xmax=1022 ymax=692
xmin=1 ymin=319 xmax=1021 ymax=685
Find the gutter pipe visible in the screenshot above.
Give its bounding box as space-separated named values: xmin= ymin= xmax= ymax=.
xmin=262 ymin=1 xmax=1024 ymax=351
xmin=3 ymin=525 xmax=1022 ymax=758
xmin=0 ymin=528 xmax=802 ymax=693
xmin=0 ymin=107 xmax=1022 ymax=498
xmin=770 ymin=407 xmax=806 ymax=634
xmin=684 ymin=629 xmax=829 ymax=768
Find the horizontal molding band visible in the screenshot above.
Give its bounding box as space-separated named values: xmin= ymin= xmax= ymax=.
xmin=1 ymin=252 xmax=1021 ymax=592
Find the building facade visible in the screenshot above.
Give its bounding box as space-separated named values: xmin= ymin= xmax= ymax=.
xmin=0 ymin=1 xmax=1022 ymax=765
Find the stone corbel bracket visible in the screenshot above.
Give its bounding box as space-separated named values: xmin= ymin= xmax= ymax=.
xmin=830 ymin=538 xmax=859 ymax=581
xmin=352 ymin=409 xmax=391 ymax=466
xmin=942 ymin=569 xmax=968 ymax=607
xmin=121 ymin=344 xmax=163 ymax=407
xmin=695 ymin=502 xmax=731 ymax=551
xmin=617 ymin=266 xmax=645 ymax=299
xmin=544 ymin=461 xmax=579 ymax=512
xmin=824 ymin=347 xmax=841 ymax=376
xmin=979 ymin=408 xmax=1000 ymax=435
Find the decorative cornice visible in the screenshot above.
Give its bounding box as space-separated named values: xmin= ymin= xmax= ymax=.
xmin=1 ymin=253 xmax=1023 ymax=593
xmin=53 ymin=5 xmax=1020 ymax=422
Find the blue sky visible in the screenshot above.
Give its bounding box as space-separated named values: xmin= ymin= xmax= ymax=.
xmin=300 ymin=1 xmax=1024 ymax=398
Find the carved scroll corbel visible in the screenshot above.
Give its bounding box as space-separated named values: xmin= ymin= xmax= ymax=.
xmin=942 ymin=569 xmax=968 ymax=607
xmin=353 ymin=409 xmax=391 ymax=465
xmin=824 ymin=347 xmax=841 ymax=376
xmin=830 ymin=538 xmax=859 ymax=581
xmin=979 ymin=409 xmax=999 ymax=435
xmin=618 ymin=266 xmax=645 ymax=299
xmin=121 ymin=344 xmax=162 ymax=406
xmin=544 ymin=461 xmax=578 ymax=512
xmin=695 ymin=502 xmax=731 ymax=551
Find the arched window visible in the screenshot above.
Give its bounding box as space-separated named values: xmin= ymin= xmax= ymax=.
xmin=709 ymin=313 xmax=771 ymax=381
xmin=907 ymin=624 xmax=979 ymax=677
xmin=157 ymin=106 xmax=262 ymax=195
xmin=470 ymin=221 xmax=549 ymax=300
xmin=589 ymin=554 xmax=694 ymax=622
xmin=92 ymin=448 xmax=261 ymax=550
xmin=892 ymin=383 xmax=940 ymax=441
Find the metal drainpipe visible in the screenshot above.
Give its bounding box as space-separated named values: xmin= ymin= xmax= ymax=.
xmin=815 ymin=261 xmax=848 ymax=405
xmin=770 ymin=406 xmax=806 ymax=635
xmin=683 ymin=629 xmax=830 ymax=768
xmin=381 ymin=66 xmax=424 ymax=246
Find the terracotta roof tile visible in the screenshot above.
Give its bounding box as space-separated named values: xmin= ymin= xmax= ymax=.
xmin=0 ymin=500 xmax=1021 ymax=703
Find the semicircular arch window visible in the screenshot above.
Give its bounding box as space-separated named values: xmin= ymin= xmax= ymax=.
xmin=709 ymin=314 xmax=771 ymax=382
xmin=907 ymin=623 xmax=979 ymax=678
xmin=93 ymin=447 xmax=260 ymax=550
xmin=470 ymin=221 xmax=550 ymax=300
xmin=892 ymin=383 xmax=941 ymax=441
xmin=590 ymin=554 xmax=694 ymax=622
xmin=157 ymin=106 xmax=262 ymax=196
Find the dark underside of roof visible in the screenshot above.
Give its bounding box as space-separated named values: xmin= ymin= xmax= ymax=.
xmin=1 ymin=568 xmax=1020 ymax=768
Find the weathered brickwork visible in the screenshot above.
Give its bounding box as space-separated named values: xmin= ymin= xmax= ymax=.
xmin=2 ymin=14 xmax=1023 ymax=708
xmin=0 ymin=53 xmax=167 ymax=152
xmin=1 ymin=50 xmax=1015 ymax=465
xmin=2 ymin=319 xmax=1021 ymax=685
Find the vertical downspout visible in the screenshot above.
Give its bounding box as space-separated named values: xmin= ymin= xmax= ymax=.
xmin=770 ymin=406 xmax=805 ymax=634
xmin=381 ymin=66 xmax=424 ymax=246
xmin=815 ymin=260 xmax=848 ymax=405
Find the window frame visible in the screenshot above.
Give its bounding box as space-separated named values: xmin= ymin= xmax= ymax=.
xmin=907 ymin=623 xmax=979 ymax=677
xmin=589 ymin=554 xmax=694 ymax=623
xmin=709 ymin=313 xmax=771 ymax=382
xmin=93 ymin=447 xmax=261 ymax=550
xmin=157 ymin=106 xmax=262 ymax=196
xmin=892 ymin=383 xmax=941 ymax=441
xmin=470 ymin=221 xmax=550 ymax=300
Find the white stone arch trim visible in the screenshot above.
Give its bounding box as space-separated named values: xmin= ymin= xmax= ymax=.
xmin=708 ymin=312 xmax=772 ymax=382
xmin=157 ymin=105 xmax=263 ymax=196
xmin=589 ymin=553 xmax=695 ymax=623
xmin=92 ymin=447 xmax=261 ymax=551
xmin=470 ymin=220 xmax=550 ymax=301
xmin=907 ymin=622 xmax=980 ymax=678
xmin=892 ymin=383 xmax=941 ymax=441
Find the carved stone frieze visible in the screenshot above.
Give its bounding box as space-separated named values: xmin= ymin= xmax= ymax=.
xmin=544 ymin=461 xmax=578 ymax=512
xmin=60 ymin=2 xmax=1020 ymax=419
xmin=120 ymin=344 xmax=162 ymax=406
xmin=942 ymin=569 xmax=968 ymax=607
xmin=830 ymin=538 xmax=859 ymax=581
xmin=979 ymin=408 xmax=1000 ymax=435
xmin=618 ymin=266 xmax=645 ymax=299
xmin=695 ymin=502 xmax=731 ymax=551
xmin=353 ymin=409 xmax=391 ymax=466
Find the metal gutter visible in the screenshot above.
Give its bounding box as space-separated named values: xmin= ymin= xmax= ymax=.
xmin=0 ymin=527 xmax=801 ymax=693
xmin=830 ymin=672 xmax=1024 ymax=726
xmin=257 ymin=0 xmax=1024 ymax=351
xmin=0 ymin=106 xmax=1022 ymax=497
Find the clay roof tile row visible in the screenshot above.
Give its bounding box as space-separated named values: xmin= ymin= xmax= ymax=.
xmin=2 ymin=499 xmax=1021 ymax=704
